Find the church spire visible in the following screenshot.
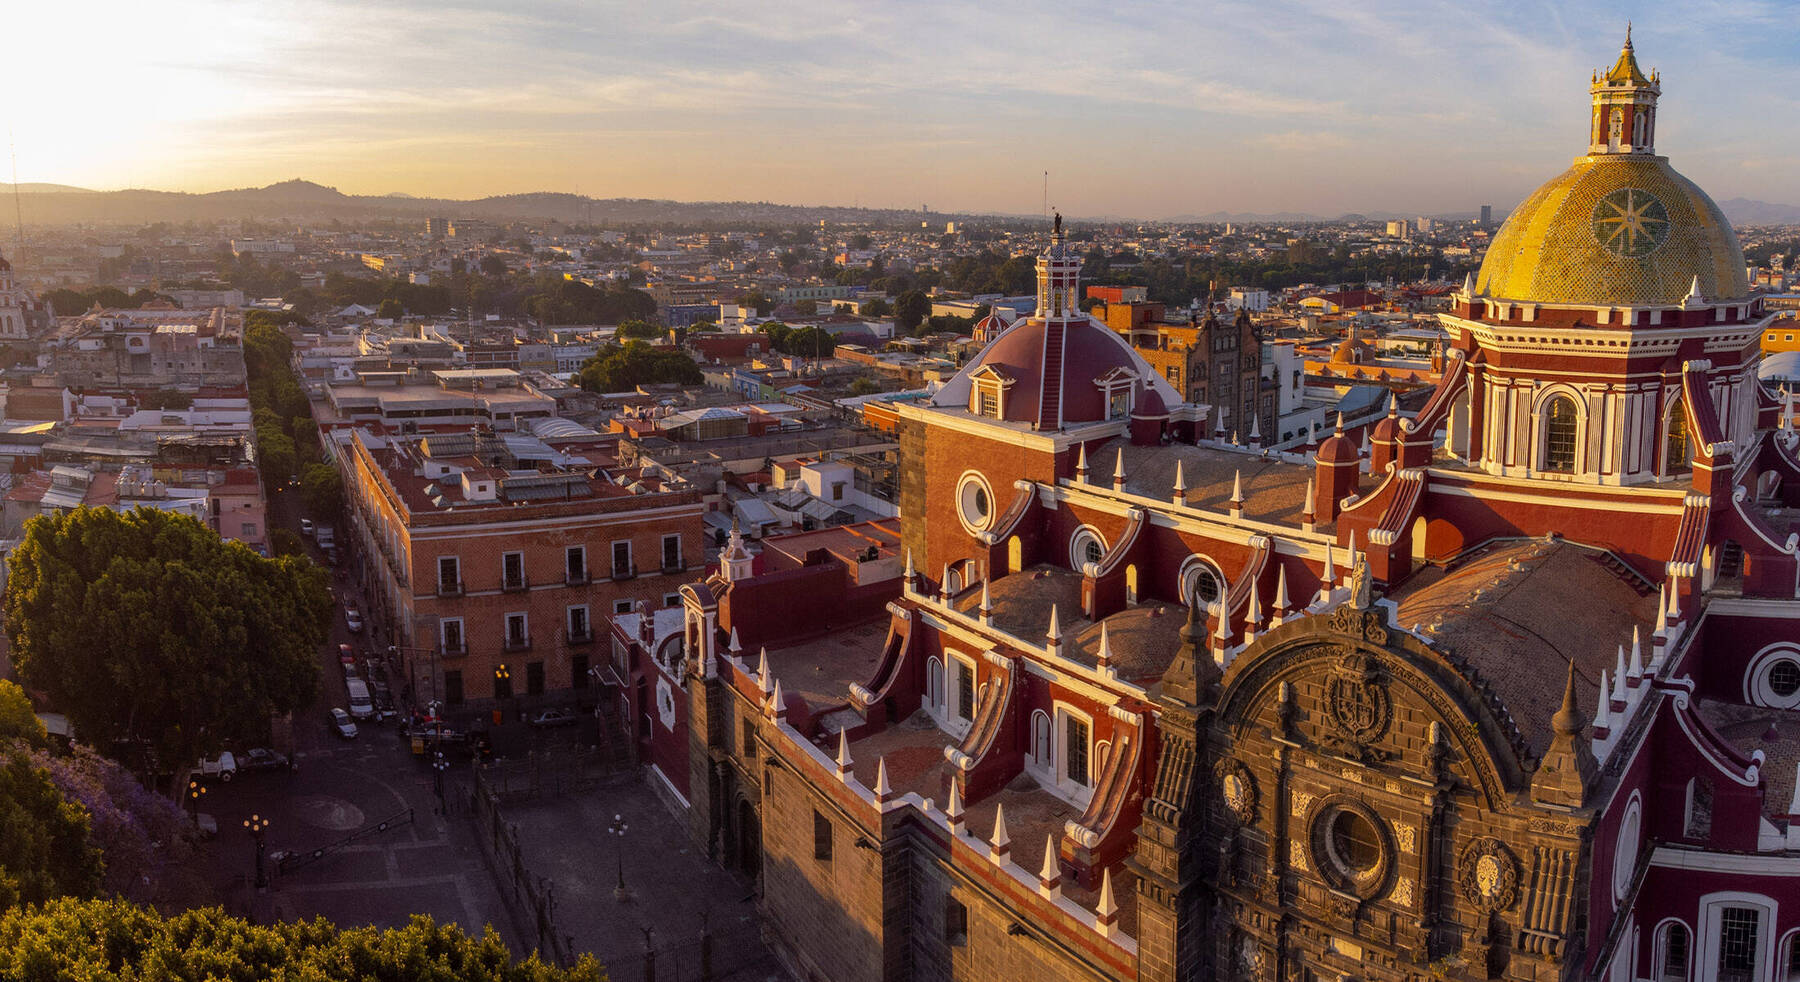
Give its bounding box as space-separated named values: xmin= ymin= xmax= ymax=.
xmin=1532 ymin=660 xmax=1598 ymax=808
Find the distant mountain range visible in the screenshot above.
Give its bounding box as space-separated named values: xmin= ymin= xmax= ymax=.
xmin=0 ymin=179 xmax=997 ymax=229
xmin=3 ymin=179 xmax=1799 ymax=229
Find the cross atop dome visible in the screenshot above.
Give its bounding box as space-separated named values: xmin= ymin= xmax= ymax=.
xmin=1589 ymin=27 xmax=1660 ymax=155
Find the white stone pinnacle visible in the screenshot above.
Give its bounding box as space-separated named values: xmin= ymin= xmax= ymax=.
xmin=874 ymin=756 xmax=892 ymax=799
xmin=990 ymin=802 xmax=1010 ymax=855
xmin=1039 ymin=834 xmax=1062 ymax=895
xmin=1629 ymin=628 xmax=1644 ymax=679
xmin=1272 ymin=566 xmax=1290 ymax=623
xmin=757 ymin=647 xmax=772 ymax=694
xmin=836 ymin=728 xmax=852 ymax=775
xmin=1047 ymin=604 xmax=1061 ymax=644
xmin=1594 ymin=671 xmax=1611 ymax=729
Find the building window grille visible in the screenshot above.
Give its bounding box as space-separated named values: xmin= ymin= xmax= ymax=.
xmin=1543 ymin=396 xmax=1578 ymax=472
xmin=955 ymin=662 xmax=974 ymax=722
xmin=1065 ymin=715 xmax=1089 ymax=787
xmin=1661 ymin=922 xmax=1689 ymax=981
xmin=1717 ymin=907 xmax=1759 ymax=982
xmin=1665 ymin=401 xmax=1692 ymax=475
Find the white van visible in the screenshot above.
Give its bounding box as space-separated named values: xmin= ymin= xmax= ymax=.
xmin=346 ymin=678 xmax=374 ymax=720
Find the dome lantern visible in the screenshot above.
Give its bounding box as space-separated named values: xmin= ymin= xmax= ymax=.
xmin=1589 ymin=26 xmax=1660 ymax=156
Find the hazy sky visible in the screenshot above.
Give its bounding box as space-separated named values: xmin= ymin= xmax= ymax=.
xmin=9 ymin=0 xmax=1798 ymax=218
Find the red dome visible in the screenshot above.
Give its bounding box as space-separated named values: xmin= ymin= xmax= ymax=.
xmin=953 ymin=314 xmax=1172 ymax=428
xmin=1372 ymin=414 xmax=1402 ymax=443
xmin=1317 ymin=434 xmax=1359 ymax=464
xmin=972 ymin=312 xmax=1008 ymax=339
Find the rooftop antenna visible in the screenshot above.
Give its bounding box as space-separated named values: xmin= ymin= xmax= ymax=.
xmin=1043 ymin=171 xmax=1049 ymax=223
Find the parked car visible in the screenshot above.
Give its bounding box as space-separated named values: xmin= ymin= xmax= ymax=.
xmin=196 ymin=751 xmax=238 ymax=782
xmin=242 ymin=748 xmax=290 ymax=772
xmin=344 ymin=607 xmax=363 ymax=632
xmin=338 ymin=643 xmax=356 ymax=665
xmin=346 ymin=678 xmax=374 ymax=720
xmin=530 ymin=709 xmax=579 ymax=728
xmin=299 ymin=518 xmax=315 ymax=537
xmin=329 ymin=708 xmax=359 ymax=739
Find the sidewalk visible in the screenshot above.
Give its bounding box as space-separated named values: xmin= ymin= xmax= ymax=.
xmin=496 ymin=777 xmax=787 ymax=981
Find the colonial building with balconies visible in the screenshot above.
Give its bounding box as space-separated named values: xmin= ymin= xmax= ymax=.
xmin=339 ymin=426 xmax=705 ymax=724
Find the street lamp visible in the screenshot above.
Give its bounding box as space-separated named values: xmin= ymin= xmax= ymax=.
xmin=187 ymin=779 xmax=207 ymax=825
xmin=432 ymin=750 xmax=449 ymax=814
xmin=243 ymin=813 xmax=270 ymax=889
xmin=608 ymin=813 xmax=629 ymax=902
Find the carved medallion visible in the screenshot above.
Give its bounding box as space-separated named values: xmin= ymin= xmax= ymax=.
xmin=1217 ymin=759 xmax=1258 ymax=825
xmin=1328 ymin=604 xmax=1390 ymax=646
xmin=1458 ymin=837 xmax=1520 ymax=912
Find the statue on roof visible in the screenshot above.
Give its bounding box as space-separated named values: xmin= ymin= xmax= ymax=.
xmin=1053 ymin=212 xmax=1063 ymax=235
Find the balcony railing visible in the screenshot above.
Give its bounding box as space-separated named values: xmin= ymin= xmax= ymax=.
xmin=566 ymin=567 xmax=589 ymax=586
xmin=564 ymin=627 xmax=595 ymax=646
xmin=611 ymin=562 xmax=637 ymax=581
xmin=502 ymin=573 xmax=529 ymax=593
xmin=503 ymin=634 xmax=533 ymax=653
xmin=437 ymin=579 xmax=464 ymax=598
xmin=440 ymin=641 xmax=467 ymax=658
xmin=660 ymin=559 xmax=686 ymax=576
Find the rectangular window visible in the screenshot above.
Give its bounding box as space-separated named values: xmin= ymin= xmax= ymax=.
xmin=502 ymin=551 xmax=524 ymax=589
xmin=571 ymin=654 xmax=589 ymax=690
xmin=1665 ymin=924 xmax=1689 ymax=979
xmin=494 ymin=666 xmax=513 ymax=701
xmin=955 ymin=660 xmax=975 ymax=722
xmin=526 ymin=661 xmax=544 ymax=696
xmin=438 ymin=556 xmax=460 ymax=594
xmin=506 ymin=613 xmax=528 ymax=648
xmin=614 ymin=599 xmax=634 ymax=615
xmin=612 ymin=540 xmax=632 ymax=576
xmin=664 ymin=593 xmax=681 ymax=608
xmin=813 ymin=810 xmax=832 ymax=862
xmin=830 ymin=482 xmax=845 ymax=501
xmin=1065 ymin=714 xmax=1090 ymax=787
xmin=441 ymin=617 xmax=464 ymax=653
xmin=1718 ymin=907 xmax=1759 ymax=982
xmin=444 ymin=670 xmax=463 ymax=705
xmin=978 ymin=388 xmax=998 ymax=417
xmin=742 ymin=719 xmax=756 ymax=758
xmin=568 ymin=605 xmax=590 ymax=640
xmin=566 ymin=546 xmax=586 ymax=582
xmin=662 ymin=534 xmax=682 ymax=572
xmin=945 ymin=897 xmax=968 ymax=947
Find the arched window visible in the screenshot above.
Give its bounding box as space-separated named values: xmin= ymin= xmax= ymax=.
xmin=1658 ymin=921 xmax=1691 ymax=982
xmin=1543 ymin=396 xmax=1579 ymax=472
xmin=1780 ymin=930 xmax=1800 ymax=982
xmin=1685 ymin=776 xmax=1714 ymax=840
xmin=925 ymin=657 xmax=944 ymax=713
xmin=1030 ymin=710 xmax=1051 ymax=768
xmin=1666 ymin=399 xmax=1692 ymax=476
xmin=1609 ymin=108 xmax=1624 ymax=147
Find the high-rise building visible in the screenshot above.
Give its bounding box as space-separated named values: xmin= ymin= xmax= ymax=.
xmin=1480 ymin=203 xmax=1493 ymax=225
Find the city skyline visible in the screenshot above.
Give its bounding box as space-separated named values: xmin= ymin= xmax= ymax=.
xmin=9 ymin=1 xmax=1800 ymax=220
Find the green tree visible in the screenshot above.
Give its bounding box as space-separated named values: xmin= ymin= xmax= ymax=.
xmin=270 ymin=528 xmax=304 ymax=557
xmin=479 ymin=254 xmax=510 ymax=277
xmin=4 ymin=508 xmax=328 ymax=773
xmin=861 ymin=297 xmax=892 ymax=317
xmin=376 ymin=298 xmax=404 ymax=320
xmin=0 ymin=899 xmax=606 ymax=981
xmin=616 ymin=319 xmax=663 ymax=341
xmin=576 ymin=342 xmax=704 ymax=393
xmin=849 ymin=377 xmax=881 ymax=396
xmin=300 ymin=463 xmax=344 ymax=518
xmin=257 ymin=428 xmax=297 ymax=483
xmin=736 ymin=290 xmax=774 ymax=316
xmin=0 ymin=750 xmax=101 ymax=908
xmin=0 ymin=680 xmax=45 ymax=747
xmin=895 ymin=290 xmax=930 ymax=332
xmin=794 ymin=299 xmax=818 ymax=316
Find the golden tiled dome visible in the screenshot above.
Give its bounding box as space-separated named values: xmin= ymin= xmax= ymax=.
xmin=1477 ymin=154 xmax=1749 ymax=306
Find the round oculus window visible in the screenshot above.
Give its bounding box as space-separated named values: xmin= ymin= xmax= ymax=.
xmin=956 ymin=473 xmax=995 ymax=534
xmin=1328 ymin=810 xmax=1383 ymax=878
xmin=1771 ymin=659 xmax=1800 ymax=698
